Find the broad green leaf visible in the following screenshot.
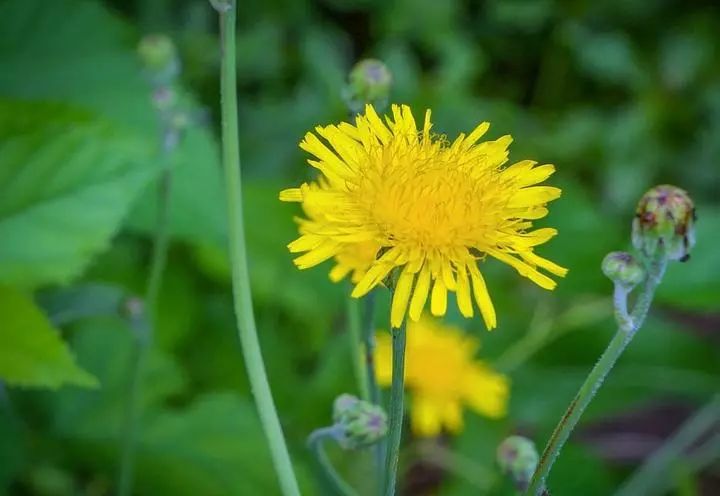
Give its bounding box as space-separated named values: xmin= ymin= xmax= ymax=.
xmin=0 ymin=286 xmax=97 ymax=389
xmin=0 ymin=0 xmax=153 ymax=132
xmin=0 ymin=101 xmax=155 ymax=287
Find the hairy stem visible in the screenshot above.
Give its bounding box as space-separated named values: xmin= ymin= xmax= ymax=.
xmin=384 ymin=320 xmax=407 ymax=496
xmin=216 ymin=3 xmax=300 ymax=495
xmin=526 ymin=257 xmax=667 ymax=496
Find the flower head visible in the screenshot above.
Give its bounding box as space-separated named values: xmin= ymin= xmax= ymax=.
xmin=375 ymin=315 xmax=509 ymax=437
xmin=632 ymin=184 xmax=696 ymax=262
xmin=281 ymin=104 xmax=566 ymax=329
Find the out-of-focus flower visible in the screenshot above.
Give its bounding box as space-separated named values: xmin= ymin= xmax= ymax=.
xmin=375 ymin=315 xmax=509 ymax=437
xmin=281 ymin=104 xmax=566 ymax=329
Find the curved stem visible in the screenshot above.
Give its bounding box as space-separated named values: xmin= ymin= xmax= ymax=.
xmin=383 ymin=321 xmax=407 ymax=496
xmin=217 ymin=4 xmax=300 ymax=495
xmin=614 ymin=394 xmax=720 ymax=496
xmin=308 ymin=426 xmax=358 ymax=496
xmin=525 ymin=257 xmax=667 ymax=496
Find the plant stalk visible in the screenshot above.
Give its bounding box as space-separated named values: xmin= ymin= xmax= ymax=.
xmin=525 ymin=256 xmax=667 ymax=496
xmin=308 ymin=426 xmax=358 ymax=496
xmin=383 ymin=320 xmax=407 ymax=496
xmin=347 ymin=296 xmax=369 ymax=400
xmin=117 ymin=132 xmax=174 ymax=496
xmin=217 ymin=4 xmax=300 ymax=495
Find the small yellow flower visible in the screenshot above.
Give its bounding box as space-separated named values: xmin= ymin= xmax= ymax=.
xmin=281 ymin=104 xmax=566 ymax=329
xmin=375 ymin=315 xmax=509 ymax=437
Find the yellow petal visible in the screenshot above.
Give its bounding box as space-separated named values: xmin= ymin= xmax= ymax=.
xmin=430 ymin=277 xmax=447 ymax=317
xmin=391 ymin=268 xmax=415 ymax=328
xmin=279 ymin=188 xmax=303 ymax=202
xmin=489 ymin=250 xmax=557 ymax=290
xmin=521 ymin=251 xmax=568 ymax=277
xmin=455 ymin=264 xmax=474 ymax=318
xmin=408 ymin=264 xmax=431 ymax=321
xmin=412 ymin=395 xmax=442 ymax=437
xmin=468 ymin=264 xmax=496 ymax=330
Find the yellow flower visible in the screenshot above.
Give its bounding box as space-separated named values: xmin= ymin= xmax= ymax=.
xmin=375 ymin=315 xmax=509 ymax=437
xmin=281 ymin=104 xmax=566 ymax=329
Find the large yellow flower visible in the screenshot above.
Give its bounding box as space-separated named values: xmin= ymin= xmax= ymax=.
xmin=281 ymin=104 xmax=566 ymax=329
xmin=375 ymin=315 xmax=509 ymax=437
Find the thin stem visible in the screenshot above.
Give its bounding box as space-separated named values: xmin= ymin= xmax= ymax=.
xmin=362 ymin=292 xmax=380 ymax=407
xmin=361 ymin=292 xmax=383 ymax=479
xmin=383 ymin=320 xmax=407 ymax=496
xmin=346 ymin=296 xmax=368 ymax=400
xmin=307 ymin=426 xmax=358 ymax=496
xmin=614 ymin=394 xmax=720 ymax=496
xmin=117 ymin=303 xmax=151 ymax=496
xmin=526 ymin=257 xmax=667 ymax=496
xmin=117 ymin=135 xmax=174 ymax=496
xmin=216 ymin=4 xmax=300 ymax=495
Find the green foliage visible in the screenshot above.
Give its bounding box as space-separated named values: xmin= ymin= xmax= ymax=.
xmin=0 ymin=286 xmax=97 ymax=389
xmin=0 ymin=101 xmax=155 ymax=287
xmin=0 ymin=0 xmax=718 ymax=494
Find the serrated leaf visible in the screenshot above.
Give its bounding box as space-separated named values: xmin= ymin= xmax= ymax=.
xmin=0 ymin=100 xmax=156 ymax=287
xmin=0 ymin=286 xmax=97 ymax=389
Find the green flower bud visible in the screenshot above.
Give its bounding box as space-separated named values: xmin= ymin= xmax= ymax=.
xmin=343 ymin=59 xmax=392 ymax=113
xmin=497 ymin=436 xmax=539 ymax=492
xmin=632 ymin=185 xmax=696 ymax=262
xmin=137 ymin=34 xmax=179 ymax=83
xmin=332 ymin=394 xmax=387 ymax=450
xmin=601 ymin=251 xmax=645 ymax=290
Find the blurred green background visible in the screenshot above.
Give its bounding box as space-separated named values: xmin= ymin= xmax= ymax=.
xmin=0 ymin=0 xmax=718 ymax=494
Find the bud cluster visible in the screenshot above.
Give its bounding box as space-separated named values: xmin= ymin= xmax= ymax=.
xmin=332 ymin=394 xmax=387 ymax=450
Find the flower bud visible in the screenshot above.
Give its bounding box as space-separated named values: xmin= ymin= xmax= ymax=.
xmin=497 ymin=436 xmax=539 ymax=491
xmin=601 ymin=251 xmax=645 ymax=290
xmin=137 ymin=34 xmax=180 ymax=83
xmin=343 ymin=59 xmax=392 ymax=113
xmin=632 ymin=185 xmax=696 ymax=262
xmin=332 ymin=394 xmax=387 ymax=449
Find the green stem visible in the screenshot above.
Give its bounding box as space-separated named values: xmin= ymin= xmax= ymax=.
xmin=216 ymin=4 xmax=300 ymax=495
xmin=362 ymin=292 xmax=380 ymax=407
xmin=525 ymin=257 xmax=667 ymax=496
xmin=308 ymin=427 xmax=358 ymax=496
xmin=117 ymin=302 xmax=151 ymax=496
xmin=347 ymin=296 xmax=368 ymax=400
xmin=614 ymin=394 xmax=720 ymax=496
xmin=117 ymin=138 xmax=173 ymax=496
xmin=383 ymin=320 xmax=407 ymax=496
xmin=361 ymin=292 xmax=383 ymax=480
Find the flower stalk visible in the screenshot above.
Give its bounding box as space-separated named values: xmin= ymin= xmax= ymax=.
xmin=215 ymin=2 xmax=300 ymax=495
xmin=525 ymin=254 xmax=667 ymax=496
xmin=307 ymin=426 xmax=358 ymax=496
xmin=383 ymin=320 xmax=407 ymax=496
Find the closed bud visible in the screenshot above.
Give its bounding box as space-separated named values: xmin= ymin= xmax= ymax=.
xmin=332 ymin=394 xmax=387 ymax=450
xmin=632 ymin=185 xmax=696 ymax=262
xmin=601 ymin=251 xmax=645 ymax=290
xmin=497 ymin=436 xmax=539 ymax=491
xmin=343 ymin=59 xmax=392 ymax=113
xmin=137 ymin=34 xmax=179 ymax=83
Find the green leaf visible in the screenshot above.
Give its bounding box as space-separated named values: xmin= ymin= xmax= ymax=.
xmin=0 ymin=286 xmax=97 ymax=389
xmin=135 ymin=394 xmax=282 ymax=496
xmin=0 ymin=101 xmax=155 ymax=287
